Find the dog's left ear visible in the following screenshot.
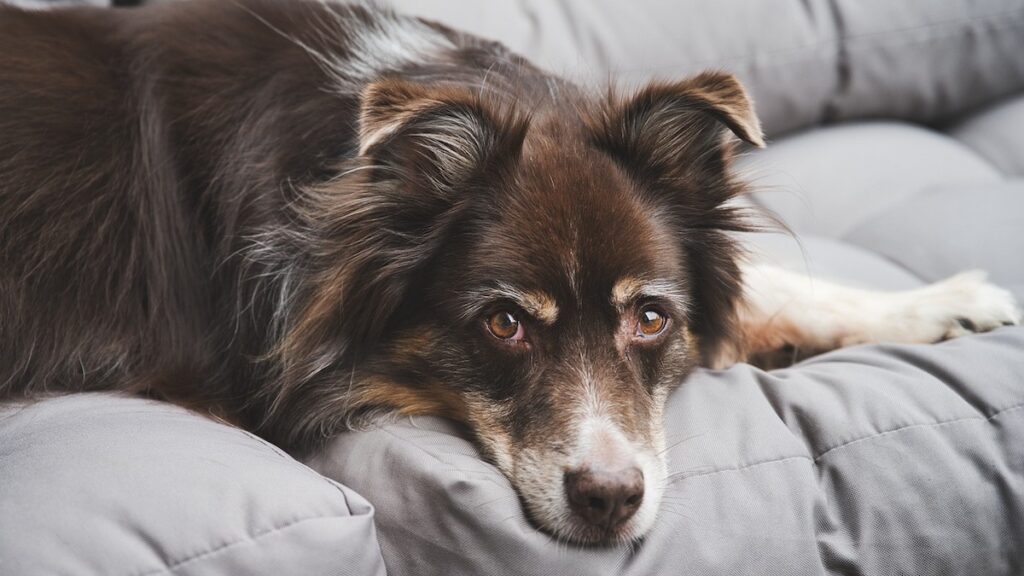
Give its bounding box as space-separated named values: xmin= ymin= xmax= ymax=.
xmin=590 ymin=71 xmax=763 ymax=195
xmin=589 ymin=71 xmax=763 ymax=363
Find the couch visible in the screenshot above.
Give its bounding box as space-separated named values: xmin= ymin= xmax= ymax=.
xmin=2 ymin=1 xmax=1023 ymax=574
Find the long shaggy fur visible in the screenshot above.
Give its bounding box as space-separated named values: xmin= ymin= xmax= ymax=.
xmin=0 ymin=0 xmax=755 ymax=464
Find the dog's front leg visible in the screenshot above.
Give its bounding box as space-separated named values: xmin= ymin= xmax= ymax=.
xmin=712 ymin=264 xmax=1021 ymax=369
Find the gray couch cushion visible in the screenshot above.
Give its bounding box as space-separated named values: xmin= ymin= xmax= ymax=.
xmin=832 ymin=2 xmax=1024 ymax=126
xmin=387 ymin=0 xmax=840 ymax=139
xmin=843 ymin=181 xmax=1024 ymax=300
xmin=740 ymin=232 xmax=923 ymax=291
xmin=310 ymin=328 xmax=1024 ymax=575
xmin=949 ymin=94 xmax=1024 ymax=178
xmin=0 ymin=394 xmax=386 ymax=576
xmin=387 ymin=0 xmax=1024 ymax=137
xmin=735 ymin=122 xmax=1002 ymax=238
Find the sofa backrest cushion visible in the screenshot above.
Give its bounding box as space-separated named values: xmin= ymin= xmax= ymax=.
xmin=388 ymin=0 xmax=1024 ymax=137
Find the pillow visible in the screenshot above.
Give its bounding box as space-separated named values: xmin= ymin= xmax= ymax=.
xmin=310 ymin=328 xmax=1024 ymax=575
xmin=0 ymin=393 xmax=385 ymax=576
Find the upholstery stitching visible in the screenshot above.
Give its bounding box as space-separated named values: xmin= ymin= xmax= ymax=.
xmin=813 ymin=401 xmax=1024 ymax=461
xmin=667 ymin=403 xmax=1024 ymax=482
xmin=667 ymin=454 xmax=814 ymax=483
xmin=129 ymin=514 xmax=350 ymax=576
xmin=370 ymin=403 xmax=1024 ymax=487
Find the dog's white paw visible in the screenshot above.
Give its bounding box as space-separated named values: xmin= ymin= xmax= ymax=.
xmin=906 ymin=270 xmax=1021 ymax=342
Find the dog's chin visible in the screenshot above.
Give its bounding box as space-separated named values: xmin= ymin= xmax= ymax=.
xmin=544 ymin=509 xmax=657 ymax=547
xmin=525 ymin=486 xmax=663 ymax=546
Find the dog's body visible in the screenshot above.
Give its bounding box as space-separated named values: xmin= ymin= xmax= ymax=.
xmin=1 ymin=0 xmax=1019 ymax=544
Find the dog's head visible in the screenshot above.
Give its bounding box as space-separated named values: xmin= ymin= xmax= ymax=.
xmin=272 ymin=71 xmax=762 ymax=545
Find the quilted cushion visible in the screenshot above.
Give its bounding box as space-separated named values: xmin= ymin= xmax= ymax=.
xmin=0 ymin=394 xmax=386 ymax=576
xmin=310 ymin=328 xmax=1024 ymax=575
xmin=740 ymin=232 xmax=923 ymax=291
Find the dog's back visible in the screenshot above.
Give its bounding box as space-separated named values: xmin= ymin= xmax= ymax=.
xmin=0 ymin=4 xmax=180 ymax=397
xmin=0 ymin=0 xmax=551 ymax=422
xmin=0 ymin=1 xmax=440 ymax=405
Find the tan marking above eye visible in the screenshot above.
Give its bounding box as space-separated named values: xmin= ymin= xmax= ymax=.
xmin=520 ymin=290 xmax=559 ymax=325
xmin=611 ymin=277 xmax=690 ymax=316
xmin=477 ymin=284 xmax=558 ymax=326
xmin=612 ymin=277 xmax=645 ymax=309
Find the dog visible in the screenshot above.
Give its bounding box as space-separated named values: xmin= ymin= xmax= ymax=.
xmin=1 ymin=0 xmax=1019 ymax=545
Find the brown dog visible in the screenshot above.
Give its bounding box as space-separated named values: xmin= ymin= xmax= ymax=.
xmin=1 ymin=0 xmax=1018 ymax=545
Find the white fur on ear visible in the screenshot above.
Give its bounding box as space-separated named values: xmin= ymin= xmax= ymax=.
xmin=357 ymin=80 xmax=431 ymax=156
xmin=356 ymin=79 xmax=529 ymax=188
xmin=683 ymin=71 xmax=765 ymax=147
xmin=608 ymin=71 xmax=766 ymax=151
xmin=358 ymin=118 xmax=403 ymax=156
xmin=357 ymin=80 xmax=486 ymax=164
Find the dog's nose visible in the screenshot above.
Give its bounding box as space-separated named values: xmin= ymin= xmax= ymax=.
xmin=564 ymin=466 xmax=644 ymax=529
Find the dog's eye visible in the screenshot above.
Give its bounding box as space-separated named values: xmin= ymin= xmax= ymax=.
xmin=636 ymin=307 xmax=668 ymax=338
xmin=487 ymin=311 xmax=524 ymax=341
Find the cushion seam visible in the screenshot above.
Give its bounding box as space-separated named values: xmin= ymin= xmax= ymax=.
xmin=837 ymin=169 xmax=1005 ymax=242
xmin=668 ymin=454 xmax=813 ymax=482
xmin=128 ymin=514 xmax=349 ymax=576
xmin=668 ymin=403 xmax=1024 ymax=482
xmin=813 ymin=401 xmax=1024 ymax=461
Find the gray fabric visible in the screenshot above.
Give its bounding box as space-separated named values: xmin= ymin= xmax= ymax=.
xmin=739 ymin=232 xmax=923 ymax=291
xmin=735 ymin=122 xmax=1002 ymax=238
xmin=386 ymin=0 xmax=1024 ymax=137
xmin=831 ymin=2 xmax=1024 ymax=126
xmin=386 ymin=0 xmax=840 ymax=139
xmin=949 ymin=94 xmax=1024 ymax=178
xmin=311 ymin=328 xmax=1024 ymax=575
xmin=0 ymin=394 xmax=386 ymax=576
xmin=843 ymin=181 xmax=1024 ymax=301
xmin=4 ymin=0 xmax=109 ymax=6
xmin=33 ymin=1 xmax=1024 ymax=135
